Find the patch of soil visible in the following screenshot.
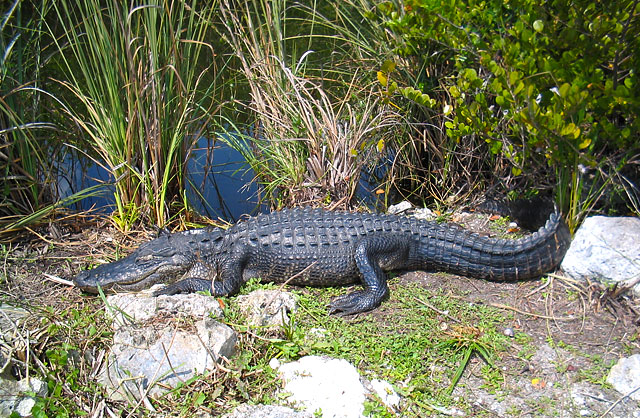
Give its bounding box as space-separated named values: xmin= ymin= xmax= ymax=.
xmin=395 ymin=270 xmax=640 ymax=416
xmin=389 ymin=211 xmax=640 ymax=417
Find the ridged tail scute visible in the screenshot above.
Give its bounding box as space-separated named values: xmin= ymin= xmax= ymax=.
xmin=419 ymin=210 xmax=571 ymax=281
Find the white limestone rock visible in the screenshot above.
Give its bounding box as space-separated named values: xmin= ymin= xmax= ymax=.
xmin=100 ymin=317 xmax=236 ymax=401
xmin=98 ymin=291 xmax=235 ymax=401
xmin=369 ymin=379 xmax=400 ymax=409
xmin=274 ymin=355 xmax=401 ymax=418
xmin=223 ymin=404 xmax=313 ymax=418
xmin=387 ymin=201 xmax=435 ymax=221
xmin=387 ymin=201 xmax=413 ymax=215
xmin=561 ymin=216 xmax=640 ymax=294
xmin=606 ymin=354 xmax=640 ymax=401
xmin=0 ymin=376 xmax=47 ymax=418
xmin=105 ymin=290 xmax=223 ymax=328
xmin=236 ymin=289 xmax=297 ymax=328
xmin=276 ymin=356 xmax=366 ymax=418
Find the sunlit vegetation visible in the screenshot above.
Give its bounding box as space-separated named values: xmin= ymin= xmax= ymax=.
xmin=1 ymin=0 xmax=638 ymax=232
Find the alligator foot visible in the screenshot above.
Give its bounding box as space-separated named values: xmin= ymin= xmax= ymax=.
xmin=152 ymin=278 xmax=213 ymax=296
xmin=328 ymin=290 xmax=383 ymax=316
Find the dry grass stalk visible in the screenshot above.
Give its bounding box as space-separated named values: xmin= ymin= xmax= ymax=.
xmin=220 ymin=0 xmax=399 ymax=208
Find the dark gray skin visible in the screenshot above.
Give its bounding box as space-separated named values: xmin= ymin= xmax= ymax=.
xmin=75 ymin=208 xmax=571 ymax=315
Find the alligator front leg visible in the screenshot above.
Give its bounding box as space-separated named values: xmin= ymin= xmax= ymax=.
xmin=152 ymin=277 xmax=241 ymax=296
xmin=152 ymin=261 xmax=215 ymax=296
xmin=153 ymin=277 xmax=212 ymax=295
xmin=329 ymin=236 xmax=409 ymax=315
xmin=153 ymin=252 xmax=247 ymax=297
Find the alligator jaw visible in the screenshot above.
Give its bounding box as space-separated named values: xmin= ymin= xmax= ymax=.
xmin=74 ymin=254 xmax=191 ymax=293
xmin=74 ymin=228 xmax=221 ymax=294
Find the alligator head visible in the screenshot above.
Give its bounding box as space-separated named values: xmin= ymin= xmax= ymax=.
xmin=74 ymin=228 xmax=222 ymax=293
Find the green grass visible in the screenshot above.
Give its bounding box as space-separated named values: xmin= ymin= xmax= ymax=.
xmin=29 ymin=305 xmax=113 ymax=417
xmin=213 ymin=279 xmax=512 ymax=416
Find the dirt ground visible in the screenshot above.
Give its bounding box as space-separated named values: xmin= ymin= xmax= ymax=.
xmin=394 ymin=270 xmax=640 ymax=416
xmin=1 ymin=212 xmax=639 ymax=417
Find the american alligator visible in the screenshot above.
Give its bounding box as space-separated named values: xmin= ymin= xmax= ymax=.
xmin=75 ymin=207 xmax=571 ymax=315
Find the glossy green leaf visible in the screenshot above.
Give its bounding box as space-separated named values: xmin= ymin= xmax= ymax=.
xmin=381 ymin=59 xmax=396 ymax=74
xmin=533 ymin=20 xmax=544 ymax=32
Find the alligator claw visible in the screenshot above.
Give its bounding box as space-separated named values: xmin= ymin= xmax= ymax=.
xmin=328 ymin=291 xmax=379 ymax=316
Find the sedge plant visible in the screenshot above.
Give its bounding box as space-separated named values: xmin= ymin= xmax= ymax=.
xmin=0 ymin=0 xmax=66 ymax=236
xmin=48 ymin=0 xmax=221 ymax=229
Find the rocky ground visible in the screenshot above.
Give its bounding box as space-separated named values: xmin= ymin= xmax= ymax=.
xmin=1 ymin=210 xmax=639 ymax=417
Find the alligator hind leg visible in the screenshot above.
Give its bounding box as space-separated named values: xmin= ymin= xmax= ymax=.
xmin=329 ymin=236 xmax=409 ymax=315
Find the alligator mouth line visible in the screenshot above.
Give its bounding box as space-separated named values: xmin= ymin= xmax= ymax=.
xmin=75 ymin=267 xmax=160 ymax=292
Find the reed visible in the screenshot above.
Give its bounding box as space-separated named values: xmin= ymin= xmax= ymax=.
xmin=48 ymin=0 xmax=220 ymax=228
xmin=0 ymin=0 xmax=61 ymax=235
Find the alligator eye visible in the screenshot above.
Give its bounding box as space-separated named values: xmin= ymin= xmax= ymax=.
xmin=136 ymin=254 xmax=154 ymax=261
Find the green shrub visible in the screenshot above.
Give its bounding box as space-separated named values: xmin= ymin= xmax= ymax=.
xmin=381 ymin=0 xmax=639 ymax=226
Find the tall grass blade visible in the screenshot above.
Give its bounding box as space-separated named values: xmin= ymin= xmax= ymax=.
xmin=48 ymin=0 xmax=220 ymax=228
xmin=0 ymin=1 xmax=59 ymax=232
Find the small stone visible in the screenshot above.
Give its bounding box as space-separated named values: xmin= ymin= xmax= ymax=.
xmin=309 ymin=328 xmax=328 ymax=338
xmin=236 ymin=290 xmax=297 ymax=328
xmin=370 ymin=379 xmax=401 ymax=408
xmin=413 ymin=207 xmax=435 ymax=221
xmin=503 ymin=327 xmax=515 ymax=337
xmin=606 ymin=354 xmax=640 ymax=400
xmin=388 ymin=201 xmax=413 ymax=215
xmin=0 ymin=376 xmax=47 ymax=418
xmin=269 ymin=358 xmax=281 ymax=369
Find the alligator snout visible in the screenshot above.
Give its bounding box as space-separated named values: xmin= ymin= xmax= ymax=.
xmin=74 ymin=269 xmax=101 ymax=293
xmin=74 ymin=266 xmax=118 ymax=293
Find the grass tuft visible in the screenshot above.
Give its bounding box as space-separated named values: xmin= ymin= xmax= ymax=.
xmin=47 ymin=0 xmax=222 ymax=229
xmin=218 ymin=0 xmax=401 ymax=209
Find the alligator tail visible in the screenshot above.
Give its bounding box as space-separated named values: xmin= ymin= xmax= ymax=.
xmin=419 ymin=210 xmax=571 ymax=281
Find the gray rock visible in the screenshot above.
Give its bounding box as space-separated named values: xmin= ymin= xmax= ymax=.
xmin=607 ymin=354 xmax=640 ymax=401
xmin=223 ymin=404 xmax=313 ymax=418
xmin=274 ymin=356 xmax=367 ymax=418
xmin=387 ymin=201 xmax=435 ymax=221
xmin=0 ymin=305 xmax=46 ymax=417
xmin=0 ymin=304 xmax=30 ymax=337
xmin=561 ymin=216 xmax=640 ymax=295
xmin=105 ymin=291 xmax=223 ymax=328
xmin=236 ymin=289 xmax=297 ymax=328
xmin=0 ymin=375 xmax=47 ymax=418
xmin=387 ymin=201 xmax=413 ymax=215
xmin=412 ymin=207 xmax=435 ymax=221
xmin=99 ymin=292 xmax=235 ymax=401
